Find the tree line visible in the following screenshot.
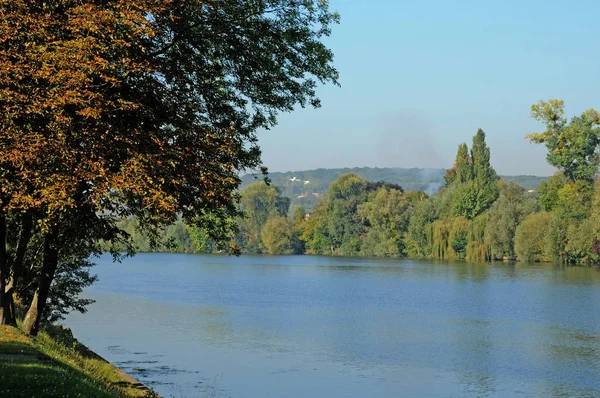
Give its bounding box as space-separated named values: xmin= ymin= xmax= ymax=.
xmin=240 ymin=166 xmax=547 ymax=212
xmin=140 ymin=100 xmax=600 ymax=265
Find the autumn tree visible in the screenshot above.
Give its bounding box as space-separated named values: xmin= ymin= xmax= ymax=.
xmin=0 ymin=0 xmax=339 ymax=332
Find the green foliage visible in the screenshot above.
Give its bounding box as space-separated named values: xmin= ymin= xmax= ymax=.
xmin=237 ymin=183 xmax=290 ymax=254
xmin=555 ymin=181 xmax=593 ymax=221
xmin=485 ymin=182 xmax=537 ymax=260
xmin=465 ymin=213 xmax=491 ymax=262
xmin=430 ymin=217 xmax=470 ymax=260
xmin=537 ymin=174 xmax=568 ymax=211
xmin=406 ymin=198 xmax=437 ymax=258
xmin=452 ymin=181 xmax=479 ymax=219
xmin=186 ymin=225 xmax=216 ymax=254
xmin=262 ymin=216 xmax=304 ymax=255
xmin=358 ymin=188 xmax=411 ymax=257
xmin=242 ymin=167 xmax=544 ymax=211
xmin=293 ymin=207 xmax=307 ymax=225
xmin=514 ymin=212 xmax=554 ymax=262
xmin=527 ymin=100 xmax=600 ymax=182
xmin=300 ymin=199 xmax=333 ymax=255
xmin=0 ymin=0 xmax=341 ymax=329
xmin=325 ymin=174 xmax=369 ymax=255
xmin=89 ymin=101 xmax=600 ymax=266
xmin=591 ymin=179 xmax=600 ymax=239
xmin=564 ymin=219 xmax=595 ymax=264
xmin=445 ymin=130 xmax=499 ymax=220
xmin=455 ymin=143 xmax=473 ymax=184
xmin=165 ymin=222 xmax=194 ymax=253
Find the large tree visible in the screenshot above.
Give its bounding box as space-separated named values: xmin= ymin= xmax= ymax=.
xmin=527 ymin=99 xmax=600 ymax=182
xmin=0 ymin=0 xmax=339 ymax=332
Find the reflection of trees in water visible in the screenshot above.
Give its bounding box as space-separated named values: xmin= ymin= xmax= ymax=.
xmin=539 ymin=277 xmax=600 ymax=397
xmin=450 ymin=265 xmax=497 ymax=397
xmin=451 ymin=261 xmax=491 ymax=284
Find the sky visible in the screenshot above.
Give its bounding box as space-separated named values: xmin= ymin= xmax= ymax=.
xmin=256 ymin=0 xmax=599 ymax=177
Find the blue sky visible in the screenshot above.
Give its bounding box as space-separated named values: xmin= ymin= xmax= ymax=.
xmin=256 ymin=0 xmax=599 ymax=176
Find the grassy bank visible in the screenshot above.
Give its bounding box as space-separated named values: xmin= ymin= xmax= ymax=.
xmin=0 ymin=324 xmax=156 ymax=398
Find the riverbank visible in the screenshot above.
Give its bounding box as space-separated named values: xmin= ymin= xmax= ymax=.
xmin=0 ymin=324 xmax=157 ymax=398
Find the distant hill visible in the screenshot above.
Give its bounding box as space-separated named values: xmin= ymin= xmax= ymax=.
xmin=241 ymin=167 xmax=547 ymax=211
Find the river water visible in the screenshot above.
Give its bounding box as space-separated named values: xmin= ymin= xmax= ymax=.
xmin=65 ymin=253 xmax=600 ymax=397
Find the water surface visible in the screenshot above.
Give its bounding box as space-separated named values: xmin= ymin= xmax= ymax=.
xmin=66 ymin=254 xmax=600 ymax=397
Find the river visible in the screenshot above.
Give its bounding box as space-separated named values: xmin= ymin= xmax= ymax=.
xmin=65 ymin=253 xmax=600 ymax=397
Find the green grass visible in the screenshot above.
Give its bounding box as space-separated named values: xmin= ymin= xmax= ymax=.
xmin=0 ymin=324 xmax=157 ymax=398
xmin=0 ymin=361 xmax=119 ymax=398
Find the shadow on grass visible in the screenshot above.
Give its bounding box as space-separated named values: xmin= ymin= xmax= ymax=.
xmin=0 ymin=341 xmax=42 ymax=357
xmin=1 ymin=325 xmax=158 ymax=397
xmin=0 ymin=358 xmax=118 ymax=398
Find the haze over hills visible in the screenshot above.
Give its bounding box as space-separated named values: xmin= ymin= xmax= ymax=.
xmin=241 ymin=167 xmax=547 ymax=210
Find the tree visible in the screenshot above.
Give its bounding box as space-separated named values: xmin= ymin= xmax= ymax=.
xmin=358 ymin=188 xmax=411 ymax=257
xmin=514 ymin=212 xmax=554 ymax=263
xmin=471 ymin=129 xmax=499 ymax=214
xmin=20 ymin=207 xmax=127 ymax=335
xmin=293 ymin=207 xmax=307 ymax=225
xmin=406 ymin=198 xmax=437 ymax=257
xmin=261 ymin=216 xmax=303 ymax=255
xmin=186 ymin=225 xmax=216 ymax=254
xmin=300 ymin=199 xmax=332 ymax=255
xmin=446 ymin=130 xmax=498 ymax=220
xmin=455 ymin=143 xmax=473 ymax=184
xmin=485 ymin=181 xmax=537 ymax=260
xmin=237 ymin=183 xmax=290 ymax=253
xmin=0 ymin=0 xmax=339 ymax=331
xmin=527 ymin=99 xmax=600 ymax=182
xmin=165 ymin=221 xmax=194 ymax=253
xmin=452 ymin=181 xmax=480 ymax=220
xmin=537 ymin=174 xmax=569 ymax=212
xmin=325 ymin=174 xmax=369 ymax=255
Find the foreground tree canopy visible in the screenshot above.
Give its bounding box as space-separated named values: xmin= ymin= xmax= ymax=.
xmin=0 ymin=0 xmax=339 ymax=332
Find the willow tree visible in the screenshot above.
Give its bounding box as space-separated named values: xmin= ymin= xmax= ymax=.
xmin=0 ymin=0 xmax=339 ymax=333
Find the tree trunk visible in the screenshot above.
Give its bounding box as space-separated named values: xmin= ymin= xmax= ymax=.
xmin=5 ymin=213 xmax=33 ymax=320
xmin=0 ymin=212 xmax=15 ymax=325
xmin=22 ymin=230 xmax=58 ymax=336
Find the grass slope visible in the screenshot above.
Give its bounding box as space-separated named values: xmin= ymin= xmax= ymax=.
xmin=0 ymin=325 xmax=156 ymax=398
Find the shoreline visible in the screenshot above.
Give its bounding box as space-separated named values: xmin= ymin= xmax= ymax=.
xmin=0 ymin=324 xmax=158 ymax=397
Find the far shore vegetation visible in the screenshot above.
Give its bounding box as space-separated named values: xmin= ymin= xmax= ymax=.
xmin=105 ymin=100 xmax=600 ymax=266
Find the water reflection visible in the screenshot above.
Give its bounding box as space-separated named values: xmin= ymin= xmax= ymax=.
xmin=65 ymin=254 xmax=600 ymax=397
